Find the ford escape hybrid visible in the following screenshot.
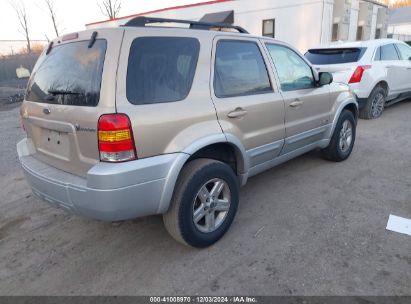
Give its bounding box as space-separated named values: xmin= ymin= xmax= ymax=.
xmin=18 ymin=17 xmax=358 ymax=248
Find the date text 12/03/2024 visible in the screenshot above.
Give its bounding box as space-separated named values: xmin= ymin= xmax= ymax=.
xmin=149 ymin=297 xmax=258 ymax=303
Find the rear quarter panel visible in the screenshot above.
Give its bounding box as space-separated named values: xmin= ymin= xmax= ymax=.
xmin=329 ymin=83 xmax=358 ymax=122
xmin=115 ymin=28 xmax=222 ymax=159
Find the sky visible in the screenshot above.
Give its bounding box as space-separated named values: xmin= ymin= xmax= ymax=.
xmin=0 ymin=0 xmax=211 ymax=41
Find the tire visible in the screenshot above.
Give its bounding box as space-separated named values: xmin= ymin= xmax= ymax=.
xmin=163 ymin=159 xmax=239 ymax=248
xmin=322 ymin=110 xmax=356 ymax=162
xmin=359 ymin=86 xmax=386 ymax=120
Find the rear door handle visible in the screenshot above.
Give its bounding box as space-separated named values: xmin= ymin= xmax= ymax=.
xmin=227 ymin=108 xmax=247 ymax=119
xmin=290 ymin=100 xmax=304 ymax=108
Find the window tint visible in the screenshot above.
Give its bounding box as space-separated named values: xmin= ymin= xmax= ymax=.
xmin=26 ymin=40 xmax=106 ymax=107
xmin=127 ymin=37 xmax=199 ymax=105
xmin=266 ymin=44 xmax=314 ymax=92
xmin=380 ymin=44 xmax=400 ymax=61
xmin=305 ymin=48 xmax=366 ymax=65
xmin=214 ymin=40 xmax=272 ymax=98
xmin=396 ymin=43 xmax=411 ymax=60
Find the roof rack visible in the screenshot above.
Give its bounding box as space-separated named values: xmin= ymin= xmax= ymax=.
xmin=123 ymin=16 xmax=249 ymax=34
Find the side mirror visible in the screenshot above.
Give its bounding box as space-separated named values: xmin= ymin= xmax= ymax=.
xmin=318 ymin=72 xmax=333 ymax=86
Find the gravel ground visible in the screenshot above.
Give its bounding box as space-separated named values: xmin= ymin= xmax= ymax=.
xmin=0 ymin=101 xmax=410 ymax=296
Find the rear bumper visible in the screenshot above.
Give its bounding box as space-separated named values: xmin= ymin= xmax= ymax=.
xmin=17 ymin=138 xmax=187 ymax=221
xmin=348 ymin=83 xmax=368 ymax=110
xmin=349 ymin=83 xmax=371 ymax=101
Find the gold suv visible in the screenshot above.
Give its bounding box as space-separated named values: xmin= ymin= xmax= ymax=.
xmin=18 ymin=17 xmax=358 ymax=247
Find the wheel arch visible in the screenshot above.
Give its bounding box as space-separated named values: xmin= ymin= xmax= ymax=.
xmin=157 ymin=134 xmax=248 ymax=214
xmin=181 ymin=134 xmax=248 ymax=175
xmin=342 ymin=102 xmax=359 ymax=121
xmin=375 ymin=80 xmax=389 ymax=95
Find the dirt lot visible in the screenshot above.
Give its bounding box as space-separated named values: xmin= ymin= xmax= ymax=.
xmin=0 ymin=101 xmax=410 ymax=296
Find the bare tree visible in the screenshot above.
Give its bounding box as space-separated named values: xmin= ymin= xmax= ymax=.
xmin=43 ymin=0 xmax=60 ymax=37
xmin=99 ymin=0 xmax=121 ymax=20
xmin=10 ymin=0 xmax=31 ymax=54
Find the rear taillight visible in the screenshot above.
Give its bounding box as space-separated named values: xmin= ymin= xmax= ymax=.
xmin=98 ymin=114 xmax=137 ymax=162
xmin=349 ymin=65 xmax=371 ymax=84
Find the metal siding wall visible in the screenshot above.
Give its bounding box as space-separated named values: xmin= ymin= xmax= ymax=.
xmin=348 ymin=0 xmax=360 ymax=41
xmin=370 ymin=5 xmax=379 ymax=39
xmin=86 ymin=0 xmax=387 ymax=50
xmin=321 ymin=0 xmax=335 ymax=45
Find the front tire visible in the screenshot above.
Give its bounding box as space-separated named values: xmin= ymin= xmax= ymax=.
xmin=359 ymin=86 xmax=386 ymax=119
xmin=322 ymin=110 xmax=356 ymax=162
xmin=163 ymin=159 xmax=239 ymax=248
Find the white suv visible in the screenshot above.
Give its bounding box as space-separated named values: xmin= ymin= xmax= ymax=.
xmin=306 ymin=39 xmax=411 ymax=119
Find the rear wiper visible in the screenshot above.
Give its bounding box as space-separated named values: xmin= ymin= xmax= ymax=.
xmin=46 ymin=41 xmax=53 ymax=55
xmin=48 ymin=89 xmax=81 ymax=95
xmin=88 ymin=31 xmax=98 ymax=48
xmin=44 ymin=89 xmax=82 ymax=102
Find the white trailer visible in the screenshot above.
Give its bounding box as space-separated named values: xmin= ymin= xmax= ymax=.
xmin=86 ymin=0 xmax=388 ymax=52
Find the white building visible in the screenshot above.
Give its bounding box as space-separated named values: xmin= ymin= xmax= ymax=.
xmin=86 ymin=0 xmax=389 ymax=52
xmin=388 ymin=6 xmax=411 ymax=42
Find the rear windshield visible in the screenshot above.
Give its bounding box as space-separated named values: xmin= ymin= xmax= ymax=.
xmin=305 ymin=48 xmax=366 ymax=65
xmin=26 ymin=40 xmax=107 ymax=107
xmin=126 ymin=37 xmax=200 ymax=105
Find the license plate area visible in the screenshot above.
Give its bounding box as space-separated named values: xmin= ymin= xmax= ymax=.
xmin=37 ymin=129 xmax=70 ymax=160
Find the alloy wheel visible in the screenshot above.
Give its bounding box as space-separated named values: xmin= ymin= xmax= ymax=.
xmin=339 ymin=120 xmax=353 ymax=153
xmin=192 ymin=178 xmax=231 ymax=233
xmin=371 ymin=92 xmax=384 ymax=118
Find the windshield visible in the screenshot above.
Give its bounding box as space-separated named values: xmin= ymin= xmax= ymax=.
xmin=305 ymin=48 xmax=366 ymax=65
xmin=26 ymin=39 xmax=107 ymax=107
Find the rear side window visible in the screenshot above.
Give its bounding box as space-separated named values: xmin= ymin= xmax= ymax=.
xmin=26 ymin=40 xmax=107 ymax=107
xmin=380 ymin=44 xmax=400 ymax=61
xmin=305 ymin=48 xmax=366 ymax=65
xmin=396 ymin=43 xmax=411 ymax=60
xmin=214 ymin=40 xmax=272 ymax=98
xmin=126 ymin=37 xmax=200 ymax=105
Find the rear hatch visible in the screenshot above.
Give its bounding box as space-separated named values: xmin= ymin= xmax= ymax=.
xmin=21 ymin=29 xmax=124 ymax=177
xmin=305 ymin=47 xmax=366 ymax=84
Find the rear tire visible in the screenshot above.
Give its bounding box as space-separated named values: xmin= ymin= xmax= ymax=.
xmin=163 ymin=159 xmax=239 ymax=248
xmin=322 ymin=110 xmax=356 ymax=162
xmin=359 ymin=86 xmax=386 ymax=120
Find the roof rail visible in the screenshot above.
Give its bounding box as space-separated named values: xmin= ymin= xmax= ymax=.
xmin=123 ymin=16 xmax=249 ymax=34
